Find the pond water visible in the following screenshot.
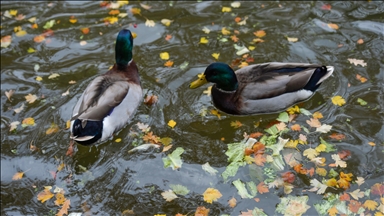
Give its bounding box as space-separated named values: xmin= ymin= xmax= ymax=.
xmin=1 ymin=1 xmax=383 ymax=215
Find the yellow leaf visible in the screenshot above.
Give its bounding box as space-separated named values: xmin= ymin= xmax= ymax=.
xmin=37 ymin=188 xmax=54 ymax=203
xmin=12 ymin=172 xmax=24 ymax=180
xmin=254 ymin=30 xmax=266 ymax=38
xmin=231 ymin=2 xmax=241 ymax=8
xmin=57 ymin=163 xmax=65 ymax=171
xmin=203 ymin=86 xmax=212 ymax=96
xmin=328 ymin=206 xmax=338 ymax=216
xmin=164 ymin=60 xmax=174 ymax=67
xmin=9 ymin=10 xmax=18 ymax=16
xmin=104 ymin=16 xmax=118 ymax=24
xmin=160 ymin=137 xmax=172 ymax=146
xmin=248 ymin=46 xmax=255 ymax=50
xmin=364 ymin=200 xmax=378 ymax=211
xmin=159 ymin=52 xmax=169 ymax=60
xmin=303 ymin=148 xmax=319 ymax=159
xmin=27 ymin=47 xmax=36 ymax=53
xmin=130 ymin=8 xmax=141 ymax=15
xmin=326 ymin=178 xmax=338 ymax=187
xmin=221 ymin=27 xmax=231 ymax=35
xmin=238 ymin=61 xmax=249 ymax=68
xmin=331 ymin=95 xmax=346 ymax=106
xmin=54 ymin=193 xmax=66 ymax=206
xmin=22 ymin=117 xmax=35 ymax=126
xmin=222 ymin=7 xmax=232 ymax=12
xmin=315 ymin=144 xmax=327 ymax=153
xmin=115 ymin=138 xmax=122 ymax=143
xmin=228 ymin=197 xmax=237 ymax=208
xmin=69 ymin=18 xmax=77 ymax=23
xmin=118 ymin=0 xmax=129 ymax=7
xmin=46 ymin=123 xmax=59 ymax=135
xmin=109 ymin=9 xmax=120 ymax=15
xmin=316 ymin=167 xmax=327 ymax=176
xmin=327 ymin=23 xmax=339 ymax=30
xmin=203 ymin=188 xmax=222 ymax=203
xmin=15 ymin=30 xmax=27 ymax=37
xmin=368 ymin=141 xmax=376 ymax=146
xmin=28 ymin=17 xmax=36 ymax=23
xmin=48 ymin=73 xmax=60 ymax=79
xmin=168 ymin=120 xmax=176 ymax=128
xmin=230 ymin=120 xmax=242 ymax=129
xmin=253 ymin=38 xmax=264 ymax=43
xmin=287 ymin=105 xmax=300 ymax=114
xmin=312 ymin=111 xmax=323 ymax=119
xmin=199 ymin=37 xmax=208 ymax=44
xmin=35 ymin=76 xmax=42 ymax=81
xmin=211 ymin=109 xmax=221 ymax=119
xmin=285 ymin=140 xmax=298 ymax=149
xmin=66 ymin=120 xmax=71 ymax=129
xmin=25 ymin=94 xmax=38 ymax=103
xmin=212 ymin=53 xmax=220 ymax=60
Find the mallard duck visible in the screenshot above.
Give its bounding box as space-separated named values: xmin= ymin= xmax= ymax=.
xmin=70 ymin=29 xmax=142 ymax=145
xmin=190 ymin=62 xmax=334 ymax=115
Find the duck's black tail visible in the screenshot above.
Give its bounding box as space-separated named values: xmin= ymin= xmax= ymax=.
xmin=71 ymin=119 xmax=103 ymax=145
xmin=304 ymin=66 xmax=334 ymax=91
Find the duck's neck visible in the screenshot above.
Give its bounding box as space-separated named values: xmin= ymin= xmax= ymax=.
xmin=115 ymin=36 xmax=133 ymax=68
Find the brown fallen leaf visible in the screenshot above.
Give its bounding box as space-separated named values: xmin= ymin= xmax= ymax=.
xmin=144 ymin=95 xmax=158 ymax=106
xmin=56 ymin=199 xmax=70 ymax=216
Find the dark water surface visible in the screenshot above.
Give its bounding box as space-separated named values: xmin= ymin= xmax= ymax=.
xmin=1 ymin=1 xmax=383 ymax=215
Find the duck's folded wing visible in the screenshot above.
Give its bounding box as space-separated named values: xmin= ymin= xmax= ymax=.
xmin=71 ymin=76 xmax=129 ymax=121
xmin=238 ymin=63 xmax=320 ymax=100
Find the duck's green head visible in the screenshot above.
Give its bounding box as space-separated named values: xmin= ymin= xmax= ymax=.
xmin=115 ymin=29 xmax=134 ymax=67
xmin=190 ymin=62 xmax=238 ymax=91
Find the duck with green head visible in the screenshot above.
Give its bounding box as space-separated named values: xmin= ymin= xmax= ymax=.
xmin=70 ymin=29 xmax=142 ymax=145
xmin=190 ymin=62 xmax=334 ymax=115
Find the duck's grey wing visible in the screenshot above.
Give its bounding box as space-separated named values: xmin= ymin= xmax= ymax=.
xmin=235 ymin=62 xmax=321 ymax=100
xmin=71 ymin=75 xmax=130 ymax=121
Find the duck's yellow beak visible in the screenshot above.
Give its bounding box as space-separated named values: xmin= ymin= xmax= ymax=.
xmin=190 ymin=74 xmax=207 ymax=89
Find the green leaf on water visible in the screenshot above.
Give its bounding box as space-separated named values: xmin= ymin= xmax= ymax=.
xmin=169 ymin=184 xmax=189 ymax=196
xmin=202 ymin=162 xmax=218 ymax=176
xmin=43 ymin=19 xmax=55 ymax=29
xmin=162 ymin=147 xmax=184 ymax=170
xmin=276 ymin=195 xmax=310 ymax=215
xmin=246 ymin=181 xmax=257 ymax=197
xmin=222 ymin=161 xmax=245 ymax=182
xmin=299 ymin=108 xmax=312 ymax=116
xmin=276 ymin=112 xmax=289 ymax=123
xmin=319 ymin=137 xmax=336 ymax=152
xmin=357 ymin=98 xmax=367 ymax=106
xmin=233 ymin=179 xmax=253 ymax=198
xmin=179 ymin=61 xmax=189 ymax=70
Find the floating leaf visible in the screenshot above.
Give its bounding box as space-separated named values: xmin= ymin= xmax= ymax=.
xmin=22 ymin=117 xmax=35 ymax=127
xmin=303 ymin=148 xmax=319 ymax=160
xmin=331 ymin=95 xmax=346 ymax=106
xmin=12 ymin=171 xmax=25 ymax=180
xmin=222 ymin=6 xmax=232 ymax=12
xmin=164 ymin=60 xmax=174 ymax=67
xmin=257 ymin=182 xmax=269 ymax=194
xmin=349 ymin=189 xmax=364 ymax=200
xmin=1 ymin=35 xmax=12 ymax=48
xmin=195 ymin=206 xmax=209 ymax=216
xmin=140 ymin=3 xmax=152 ymax=10
xmin=144 ymin=95 xmax=158 ymax=106
xmin=202 ymin=162 xmax=218 ymax=176
xmin=9 ymin=121 xmax=20 ymax=131
xmin=221 ymin=27 xmax=231 ymax=35
xmin=169 ymin=184 xmax=190 ymax=196
xmin=56 ymin=199 xmax=70 ymax=216
xmin=203 ymin=188 xmax=222 ymax=204
xmin=212 ymin=53 xmax=220 ymax=60
xmin=168 ymin=120 xmax=176 ymax=128
xmin=130 ymin=8 xmax=141 ymax=15
xmin=162 ymin=147 xmax=184 ymax=170
xmin=254 ymin=30 xmax=266 ymax=38
xmin=9 ymin=9 xmax=18 ymax=16
xmin=46 ymin=123 xmax=59 ymax=135
xmin=161 ymin=19 xmax=173 ymax=26
xmin=200 ymin=37 xmax=208 ymax=44
xmin=330 ymin=154 xmax=347 ymax=168
xmin=48 ymin=73 xmax=60 ymax=79
xmin=34 ymin=35 xmax=45 ymax=43
xmin=348 ymin=58 xmax=367 ymax=67
xmin=276 ymin=195 xmax=311 ymax=216
xmin=363 ymin=200 xmax=378 ymax=211
xmin=228 ymin=197 xmax=237 ymax=208
xmin=25 ymin=94 xmax=38 ymax=104
xmin=161 ymin=190 xmax=178 ymax=202
xmin=5 ymin=89 xmax=15 ymax=101
xmin=287 ymin=37 xmax=298 ymax=42
xmin=43 ymin=19 xmax=55 ymax=29
xmin=69 ymin=16 xmax=77 ymax=23
xmin=316 ymin=124 xmax=332 ymax=133
xmin=81 ymin=28 xmax=90 ymax=34
xmin=37 ymin=188 xmax=54 ymax=203
xmin=202 ymin=27 xmax=210 ymax=34
xmin=230 ymin=120 xmax=242 ymax=129
xmin=159 ymin=52 xmax=170 ymax=60
xmin=211 ymin=109 xmax=221 ymax=119
xmin=54 ymin=193 xmax=66 ymax=206
xmin=357 ymin=98 xmax=367 ymax=106
xmin=327 ymin=23 xmax=339 ymax=30
xmin=145 ymin=19 xmax=155 ymax=27
xmin=104 ymin=16 xmax=118 ymax=24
